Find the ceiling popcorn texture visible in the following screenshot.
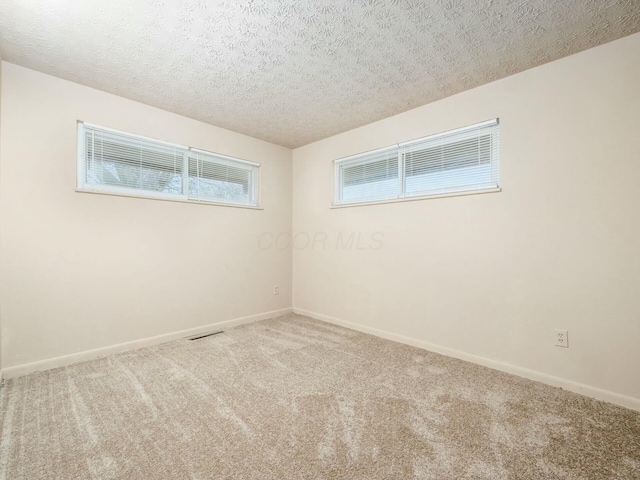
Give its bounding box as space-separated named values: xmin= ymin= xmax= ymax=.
xmin=1 ymin=0 xmax=640 ymax=148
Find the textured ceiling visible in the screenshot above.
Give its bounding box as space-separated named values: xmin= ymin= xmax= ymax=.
xmin=1 ymin=1 xmax=640 ymax=148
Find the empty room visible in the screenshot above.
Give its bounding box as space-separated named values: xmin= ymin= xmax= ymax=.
xmin=1 ymin=1 xmax=639 ymax=479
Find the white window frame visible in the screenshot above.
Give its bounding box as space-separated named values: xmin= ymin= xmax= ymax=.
xmin=333 ymin=119 xmax=500 ymax=207
xmin=77 ymin=122 xmax=261 ymax=209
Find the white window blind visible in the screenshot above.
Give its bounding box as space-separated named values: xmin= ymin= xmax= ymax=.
xmin=334 ymin=119 xmax=499 ymax=205
xmin=188 ymin=150 xmax=258 ymax=205
xmin=79 ymin=123 xmax=184 ymax=195
xmin=77 ymin=122 xmax=260 ymax=207
xmin=334 ymin=146 xmax=399 ymax=204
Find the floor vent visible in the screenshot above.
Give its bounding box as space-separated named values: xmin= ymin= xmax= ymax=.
xmin=188 ymin=331 xmax=224 ymax=341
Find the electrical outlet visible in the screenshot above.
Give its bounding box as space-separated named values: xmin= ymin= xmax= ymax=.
xmin=555 ymin=329 xmax=568 ymax=348
xmin=273 ymin=285 xmax=279 ymax=295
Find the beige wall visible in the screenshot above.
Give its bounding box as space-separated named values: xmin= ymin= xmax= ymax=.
xmin=0 ymin=56 xmax=3 ymax=373
xmin=0 ymin=63 xmax=292 ymax=369
xmin=292 ymin=33 xmax=640 ymax=402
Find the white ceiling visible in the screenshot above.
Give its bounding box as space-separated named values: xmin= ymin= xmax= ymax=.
xmin=1 ymin=1 xmax=639 ymax=148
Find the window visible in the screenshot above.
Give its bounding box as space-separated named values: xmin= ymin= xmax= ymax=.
xmin=77 ymin=122 xmax=260 ymax=207
xmin=334 ymin=119 xmax=499 ymax=205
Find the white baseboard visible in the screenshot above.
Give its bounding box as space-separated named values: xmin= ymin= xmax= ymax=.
xmin=293 ymin=307 xmax=640 ymax=412
xmin=2 ymin=307 xmax=293 ymax=379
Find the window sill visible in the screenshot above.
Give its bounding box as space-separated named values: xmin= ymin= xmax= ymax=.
xmin=331 ymin=187 xmax=501 ymax=209
xmin=76 ymin=188 xmax=263 ymax=210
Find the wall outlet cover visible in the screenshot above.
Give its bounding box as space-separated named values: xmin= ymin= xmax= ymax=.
xmin=555 ymin=329 xmax=569 ymax=348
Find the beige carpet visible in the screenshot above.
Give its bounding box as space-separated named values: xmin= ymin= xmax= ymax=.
xmin=1 ymin=314 xmax=639 ymax=479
